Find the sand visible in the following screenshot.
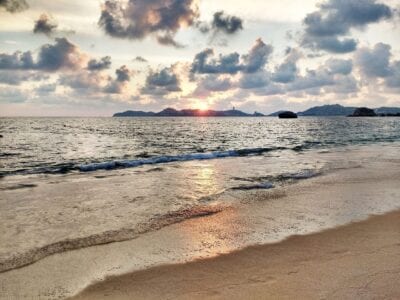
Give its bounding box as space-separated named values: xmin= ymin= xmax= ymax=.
xmin=72 ymin=210 xmax=400 ymax=300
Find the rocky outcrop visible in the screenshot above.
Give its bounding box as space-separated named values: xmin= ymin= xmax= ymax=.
xmin=278 ymin=111 xmax=298 ymax=119
xmin=349 ymin=107 xmax=377 ymax=117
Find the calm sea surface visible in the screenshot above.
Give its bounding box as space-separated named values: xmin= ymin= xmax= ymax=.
xmin=1 ymin=116 xmax=400 ymax=176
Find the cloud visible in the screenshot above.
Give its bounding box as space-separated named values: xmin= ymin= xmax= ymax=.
xmin=385 ymin=61 xmax=400 ymax=88
xmin=0 ymin=0 xmax=28 ymax=13
xmin=33 ymin=14 xmax=58 ymax=36
xmin=191 ymin=49 xmax=242 ymax=75
xmin=87 ymin=56 xmax=112 ymax=71
xmin=354 ymin=43 xmax=400 ymax=90
xmin=0 ymin=38 xmax=86 ymax=71
xmin=190 ymin=38 xmax=272 ymax=75
xmin=98 ymin=0 xmax=199 ymax=47
xmin=302 ymin=0 xmax=394 ymax=53
xmin=355 ymin=43 xmax=392 ymax=77
xmin=211 ymin=11 xmax=243 ymax=34
xmin=133 ymin=56 xmax=148 ymax=63
xmin=60 ymin=65 xmax=132 ymax=95
xmin=192 ymin=74 xmax=232 ymax=97
xmin=239 ymin=72 xmax=269 ymax=89
xmin=0 ymin=86 xmax=27 ymax=103
xmin=115 ymin=65 xmax=131 ymax=82
xmin=156 ymin=33 xmax=184 ymax=48
xmin=242 ymin=38 xmax=273 ymax=73
xmin=271 ymin=48 xmax=302 ymax=83
xmin=0 ymin=71 xmax=48 ymax=85
xmin=271 ymin=62 xmax=298 ymax=83
xmin=303 ymin=36 xmax=357 ymax=53
xmin=104 ymin=65 xmax=132 ymax=94
xmin=326 ymin=58 xmax=353 ymax=75
xmin=0 ymin=51 xmax=35 ymax=69
xmin=59 ymin=71 xmax=109 ymax=91
xmin=36 ymin=38 xmax=86 ymax=71
xmin=142 ymin=66 xmax=181 ymax=95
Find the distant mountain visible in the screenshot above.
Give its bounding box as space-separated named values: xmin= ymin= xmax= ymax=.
xmin=113 ymin=108 xmax=265 ymax=117
xmin=298 ymin=104 xmax=356 ymax=116
xmin=268 ymin=110 xmax=286 ymax=117
xmin=374 ymin=107 xmax=400 ymax=114
xmin=115 ymin=105 xmax=400 ymax=118
xmin=113 ymin=110 xmax=156 ymax=117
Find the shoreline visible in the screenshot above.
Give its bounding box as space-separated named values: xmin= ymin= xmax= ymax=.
xmin=72 ymin=210 xmax=400 ymax=300
xmin=1 ymin=143 xmax=400 ymax=299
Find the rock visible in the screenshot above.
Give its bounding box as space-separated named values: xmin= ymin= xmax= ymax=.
xmin=349 ymin=107 xmax=377 ymax=117
xmin=278 ymin=111 xmax=298 ymax=119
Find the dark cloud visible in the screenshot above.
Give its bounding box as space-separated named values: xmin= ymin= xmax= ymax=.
xmin=287 ymin=71 xmax=335 ymax=93
xmin=239 ymin=72 xmax=269 ymax=89
xmin=0 ymin=71 xmax=48 ymax=85
xmin=303 ymin=36 xmax=357 ymax=53
xmin=326 ymin=58 xmax=353 ymax=75
xmin=103 ymin=65 xmax=132 ymax=94
xmin=0 ymin=0 xmax=28 ymax=13
xmin=354 ymin=43 xmax=400 ymax=90
xmin=302 ymin=0 xmax=393 ymax=53
xmin=242 ymin=38 xmax=273 ymax=73
xmin=87 ymin=56 xmax=112 ymax=71
xmin=191 ymin=38 xmax=272 ymax=75
xmin=0 ymin=51 xmax=35 ymax=69
xmin=191 ymin=49 xmax=242 ymax=75
xmin=142 ymin=66 xmax=181 ymax=95
xmin=156 ymin=33 xmax=184 ymax=48
xmin=211 ymin=11 xmax=243 ymax=34
xmin=133 ymin=56 xmax=148 ymax=63
xmin=271 ymin=48 xmax=302 ymax=83
xmin=33 ymin=14 xmax=58 ymax=36
xmin=271 ymin=62 xmax=297 ymax=83
xmin=115 ymin=65 xmax=131 ymax=82
xmin=36 ymin=38 xmax=85 ymax=71
xmin=239 ymin=53 xmax=358 ymax=96
xmin=60 ymin=65 xmax=132 ymax=95
xmin=385 ymin=61 xmax=400 ymax=88
xmin=355 ymin=43 xmax=392 ymax=78
xmin=98 ymin=0 xmax=199 ymax=47
xmin=0 ymin=38 xmax=86 ymax=71
xmin=193 ymin=75 xmax=232 ymax=96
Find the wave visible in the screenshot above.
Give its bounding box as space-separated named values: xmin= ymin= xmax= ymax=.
xmin=1 ymin=145 xmax=318 ymax=176
xmin=0 ymin=205 xmax=224 ymax=273
xmin=78 ymin=147 xmax=286 ymax=172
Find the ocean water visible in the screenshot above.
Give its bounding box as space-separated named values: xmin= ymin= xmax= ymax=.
xmin=1 ymin=116 xmax=400 ymax=176
xmin=1 ymin=116 xmax=400 ymax=297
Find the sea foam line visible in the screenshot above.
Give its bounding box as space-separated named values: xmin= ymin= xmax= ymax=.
xmin=0 ymin=205 xmax=224 ymax=273
xmin=79 ymin=147 xmax=285 ymax=172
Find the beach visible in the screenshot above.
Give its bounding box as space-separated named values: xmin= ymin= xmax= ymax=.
xmin=72 ymin=210 xmax=400 ymax=300
xmin=2 ymin=0 xmax=400 ymax=298
xmin=1 ymin=143 xmax=400 ymax=299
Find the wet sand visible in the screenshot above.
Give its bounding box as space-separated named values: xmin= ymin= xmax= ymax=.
xmin=73 ymin=210 xmax=400 ymax=300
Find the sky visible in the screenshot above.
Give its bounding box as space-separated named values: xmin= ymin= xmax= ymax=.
xmin=0 ymin=0 xmax=399 ymax=116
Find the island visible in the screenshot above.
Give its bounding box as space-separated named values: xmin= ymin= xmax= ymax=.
xmin=114 ymin=104 xmax=400 ymax=118
xmin=113 ymin=108 xmax=265 ymax=117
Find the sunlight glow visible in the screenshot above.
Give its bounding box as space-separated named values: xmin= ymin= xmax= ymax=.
xmin=194 ymin=101 xmax=209 ymax=111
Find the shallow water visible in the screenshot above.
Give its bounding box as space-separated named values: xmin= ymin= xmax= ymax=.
xmin=1 ymin=116 xmax=400 ymax=175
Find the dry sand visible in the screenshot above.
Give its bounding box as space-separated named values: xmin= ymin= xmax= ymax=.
xmin=73 ymin=210 xmax=400 ymax=300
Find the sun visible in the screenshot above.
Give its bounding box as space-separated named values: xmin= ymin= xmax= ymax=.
xmin=194 ymin=101 xmax=209 ymax=111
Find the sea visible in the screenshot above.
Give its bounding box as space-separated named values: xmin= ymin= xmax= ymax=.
xmin=2 ymin=116 xmax=400 ymax=176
